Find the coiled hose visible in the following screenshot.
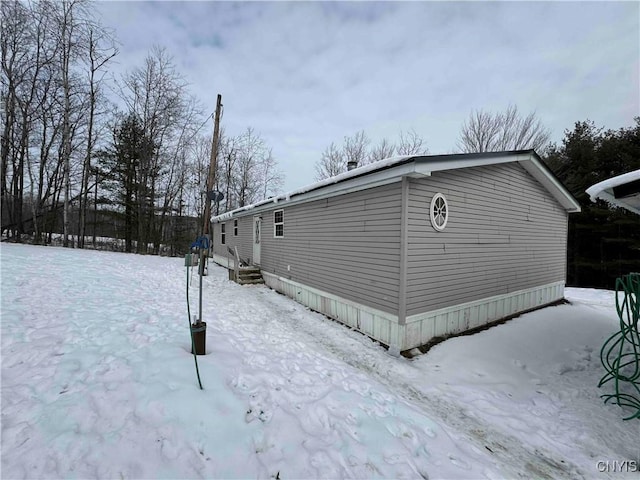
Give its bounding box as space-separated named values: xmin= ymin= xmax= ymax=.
xmin=599 ymin=273 xmax=640 ymax=420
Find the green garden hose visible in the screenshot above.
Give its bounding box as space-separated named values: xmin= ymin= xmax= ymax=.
xmin=599 ymin=273 xmax=640 ymax=420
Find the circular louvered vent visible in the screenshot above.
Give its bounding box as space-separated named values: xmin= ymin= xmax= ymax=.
xmin=430 ymin=193 xmax=448 ymax=231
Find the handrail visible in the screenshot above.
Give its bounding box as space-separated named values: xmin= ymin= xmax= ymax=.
xmin=234 ymin=246 xmax=240 ymax=282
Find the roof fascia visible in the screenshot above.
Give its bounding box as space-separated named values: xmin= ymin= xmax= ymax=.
xmin=417 ymin=152 xmax=581 ymax=213
xmin=214 ymin=160 xmax=428 ymax=221
xmin=517 ymin=154 xmax=581 ymax=213
xmin=416 ymin=152 xmax=530 ymax=172
xmin=213 ymin=151 xmax=582 ymax=221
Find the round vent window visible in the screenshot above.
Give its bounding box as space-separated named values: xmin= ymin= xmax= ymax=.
xmin=430 ymin=193 xmax=448 ymax=231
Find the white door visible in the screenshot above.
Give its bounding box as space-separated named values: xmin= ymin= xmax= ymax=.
xmin=253 ymin=216 xmax=261 ymax=265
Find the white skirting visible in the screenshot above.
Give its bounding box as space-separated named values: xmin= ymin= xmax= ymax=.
xmin=247 ymin=269 xmax=564 ymax=352
xmin=261 ymin=271 xmax=402 ymax=348
xmin=403 ymin=281 xmax=565 ymax=350
xmin=212 ymin=253 xmax=236 ymax=269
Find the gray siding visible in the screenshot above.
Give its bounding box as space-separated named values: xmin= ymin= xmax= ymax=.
xmin=406 ymin=162 xmax=568 ymax=316
xmin=257 ymin=183 xmax=403 ymax=315
xmin=212 ymin=216 xmax=253 ymax=262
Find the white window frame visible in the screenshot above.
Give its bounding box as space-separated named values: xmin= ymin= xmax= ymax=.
xmin=234 ymin=219 xmax=238 ymax=236
xmin=430 ymin=193 xmax=448 ymax=231
xmin=221 ymin=223 xmax=226 ymax=244
xmin=274 ymin=210 xmax=284 ymax=238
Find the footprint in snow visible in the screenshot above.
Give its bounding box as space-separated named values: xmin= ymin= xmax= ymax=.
xmin=245 ymin=408 xmax=271 ymax=423
xmin=448 ymin=453 xmax=471 ymax=470
xmin=512 ymin=359 xmax=527 ymax=369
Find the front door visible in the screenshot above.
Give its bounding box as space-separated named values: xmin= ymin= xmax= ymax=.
xmin=253 ymin=216 xmax=261 ymax=265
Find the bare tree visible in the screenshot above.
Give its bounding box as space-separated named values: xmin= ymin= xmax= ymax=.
xmin=397 ymin=128 xmax=428 ymax=155
xmin=314 ymin=142 xmax=344 ymax=181
xmin=0 ymin=0 xmax=31 ymax=237
xmin=368 ymin=138 xmax=396 ymax=164
xmin=117 ymin=46 xmax=203 ymax=253
xmin=458 ymin=104 xmax=551 ymax=153
xmin=77 ymin=25 xmax=117 ymax=248
xmin=314 ymin=130 xmax=371 ymax=181
xmin=234 ymin=127 xmax=273 ymax=208
xmin=260 ymin=149 xmax=282 ymax=200
xmin=215 ymin=131 xmax=235 ymax=214
xmin=315 ymin=128 xmax=428 ymax=180
xmin=186 ymin=133 xmax=210 ymax=219
xmin=1 ymin=0 xmax=117 ymax=245
xmin=58 ymin=0 xmax=82 ymax=247
xmin=1 ymin=0 xmax=59 ymax=239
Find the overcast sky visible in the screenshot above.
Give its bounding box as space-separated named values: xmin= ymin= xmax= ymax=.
xmin=95 ymin=1 xmax=639 ymax=192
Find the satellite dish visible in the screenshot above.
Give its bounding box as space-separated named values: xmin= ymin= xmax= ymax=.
xmin=207 ymin=190 xmax=224 ymax=202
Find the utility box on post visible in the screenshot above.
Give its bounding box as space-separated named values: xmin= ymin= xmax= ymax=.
xmin=184 ymin=253 xmax=198 ymax=267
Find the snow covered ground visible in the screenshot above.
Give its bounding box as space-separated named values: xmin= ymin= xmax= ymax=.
xmin=1 ymin=243 xmax=638 ymax=479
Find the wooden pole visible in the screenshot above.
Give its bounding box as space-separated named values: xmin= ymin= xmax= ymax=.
xmin=203 ymin=94 xmax=222 ymax=236
xmin=199 ymin=94 xmax=222 ymax=278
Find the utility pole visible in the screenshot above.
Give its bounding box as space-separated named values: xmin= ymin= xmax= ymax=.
xmin=188 ymin=95 xmax=223 ymax=364
xmin=203 ymin=94 xmax=222 ymax=236
xmin=198 ymin=94 xmax=222 ymax=283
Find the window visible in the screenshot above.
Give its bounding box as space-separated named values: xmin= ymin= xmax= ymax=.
xmin=430 ymin=193 xmax=448 ymax=231
xmin=274 ymin=210 xmax=284 ymax=237
xmin=221 ymin=223 xmax=226 ymax=244
xmin=234 ymin=219 xmax=238 ymax=236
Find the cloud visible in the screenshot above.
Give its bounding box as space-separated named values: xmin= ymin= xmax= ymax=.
xmin=95 ymin=1 xmax=639 ymax=191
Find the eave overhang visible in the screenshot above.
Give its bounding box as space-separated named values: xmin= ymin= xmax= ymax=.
xmin=586 ymin=170 xmax=640 ymax=215
xmin=213 ymin=150 xmax=581 ymax=222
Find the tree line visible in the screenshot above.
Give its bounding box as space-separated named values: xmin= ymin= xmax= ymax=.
xmin=545 ymin=119 xmax=640 ymax=289
xmin=2 ymin=2 xmax=637 ymax=288
xmin=314 ymin=105 xmax=551 ymax=180
xmin=1 ymin=0 xmax=282 ymax=254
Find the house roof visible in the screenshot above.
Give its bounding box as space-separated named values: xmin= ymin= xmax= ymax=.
xmin=586 ymin=169 xmax=640 ymax=215
xmin=212 ymin=149 xmax=581 ymax=221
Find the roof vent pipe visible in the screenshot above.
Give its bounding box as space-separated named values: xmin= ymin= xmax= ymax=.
xmin=347 ymin=160 xmax=358 ymax=171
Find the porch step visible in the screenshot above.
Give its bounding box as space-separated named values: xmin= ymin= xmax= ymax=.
xmin=235 ymin=267 xmax=264 ymax=285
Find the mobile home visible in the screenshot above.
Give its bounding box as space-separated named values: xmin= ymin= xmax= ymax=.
xmin=212 ymin=150 xmax=580 ymax=353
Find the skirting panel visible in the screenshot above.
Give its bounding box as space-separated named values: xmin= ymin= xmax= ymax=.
xmin=403 ymin=281 xmax=565 ymax=351
xmin=226 ymin=264 xmax=564 ymax=353
xmin=212 ymin=253 xmax=236 ymax=269
xmin=261 ymin=271 xmax=402 ymax=349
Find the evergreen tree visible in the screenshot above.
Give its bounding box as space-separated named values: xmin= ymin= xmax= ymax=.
xmin=543 ymin=118 xmax=640 ymax=288
xmin=98 ymin=113 xmax=155 ymax=252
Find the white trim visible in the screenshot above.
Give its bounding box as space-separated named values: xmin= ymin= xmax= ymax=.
xmin=213 ymin=151 xmax=580 ymax=222
xmin=519 ymin=157 xmax=581 ymax=212
xmin=421 ymin=153 xmax=530 ymax=173
xmin=273 ymin=209 xmax=284 ymax=238
xmin=253 ymin=215 xmax=262 ymax=265
xmin=214 ymin=162 xmax=419 ymax=221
